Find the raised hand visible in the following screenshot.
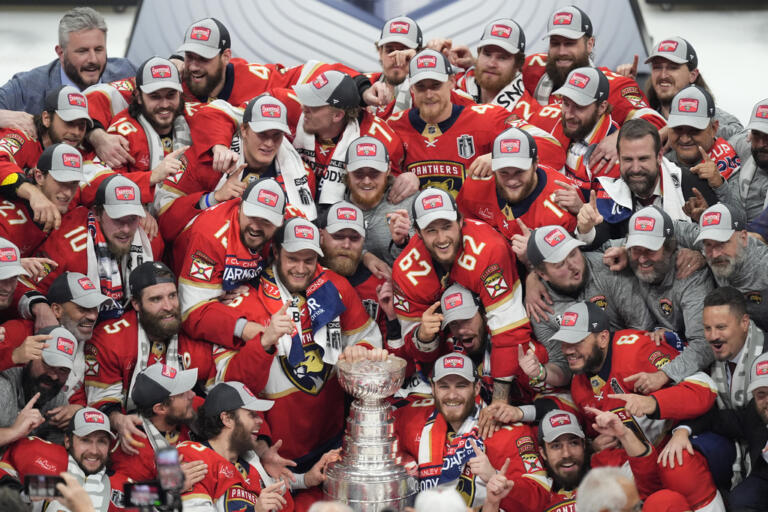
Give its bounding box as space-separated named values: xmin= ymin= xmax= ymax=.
xmin=576 ymin=190 xmax=604 ymax=234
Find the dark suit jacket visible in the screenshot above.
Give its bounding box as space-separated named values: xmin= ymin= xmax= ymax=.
xmin=0 ymin=57 xmax=136 ymax=115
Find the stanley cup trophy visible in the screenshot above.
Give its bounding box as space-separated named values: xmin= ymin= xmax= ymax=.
xmin=324 ymin=356 xmax=418 ymax=511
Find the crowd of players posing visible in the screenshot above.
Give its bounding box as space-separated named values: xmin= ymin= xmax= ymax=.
xmin=0 ymin=4 xmax=767 ymax=512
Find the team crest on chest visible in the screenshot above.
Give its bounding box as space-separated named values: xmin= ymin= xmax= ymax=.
xmin=279 ymin=344 xmax=332 ymax=395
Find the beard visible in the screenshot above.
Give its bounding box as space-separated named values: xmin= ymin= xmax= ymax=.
xmin=583 ymin=343 xmax=605 ymax=374
xmin=629 ymin=253 xmax=674 ymax=284
xmin=542 ymin=453 xmax=588 ymax=491
xmin=475 ymin=65 xmax=516 ymax=95
xmin=138 ymin=303 xmax=182 ymax=341
xmin=349 ymin=185 xmax=387 ymax=210
xmin=229 ymin=416 xmax=257 ymax=456
xmin=435 ymin=396 xmax=476 ymax=427
xmin=321 ymin=249 xmax=361 ymax=277
xmin=72 ymin=450 xmax=108 ymax=476
xmin=545 ymin=53 xmax=590 ymax=91
xmin=708 ymin=248 xmax=745 ymax=280
xmin=62 ymin=58 xmax=103 ymax=90
xmin=106 ymin=238 xmax=132 ymax=259
xmin=59 ymin=313 xmax=93 ymax=344
xmin=22 ymin=365 xmax=63 ymax=405
xmin=623 ymin=169 xmax=658 ymax=198
xmin=166 ymin=407 xmax=196 ymax=428
xmin=138 ymin=98 xmax=184 ymax=135
xmin=752 ymin=146 xmax=768 ymax=170
xmin=561 ymin=108 xmax=600 ymax=141
xmin=183 ymin=58 xmax=225 ymax=99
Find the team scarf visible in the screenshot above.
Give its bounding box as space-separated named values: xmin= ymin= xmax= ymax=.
xmin=261 ymin=264 xmax=346 ymax=366
xmin=216 ymin=204 xmax=267 ymax=291
xmin=460 ymin=70 xmax=526 ymax=111
xmin=125 ymin=320 xmax=181 ymax=412
xmin=39 ymin=456 xmax=111 ymax=512
xmin=417 ymin=404 xmax=487 ymax=507
xmin=137 ymin=112 xmax=192 ymax=171
xmin=563 ymin=113 xmax=617 ymax=195
xmin=85 ymin=211 xmax=153 ymax=319
xmin=293 ymin=113 xmax=360 ymax=205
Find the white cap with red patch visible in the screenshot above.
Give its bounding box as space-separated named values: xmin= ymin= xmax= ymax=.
xmin=281 ymin=218 xmax=323 ymax=256
xmin=540 ymin=409 xmax=584 ymax=442
xmin=694 ymin=203 xmax=745 ymax=244
xmin=432 ymin=352 xmax=476 ymax=382
xmin=747 ymin=352 xmax=768 ymax=394
xmin=71 ymin=407 xmax=116 ymax=439
xmin=747 ymin=98 xmax=768 ymax=134
xmin=323 ymin=201 xmax=365 ymax=237
xmin=0 ymin=238 xmax=27 ymax=279
xmin=412 ymin=188 xmax=457 ymax=230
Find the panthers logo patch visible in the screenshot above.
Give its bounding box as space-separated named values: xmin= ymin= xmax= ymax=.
xmin=279 ymin=344 xmax=332 ymax=395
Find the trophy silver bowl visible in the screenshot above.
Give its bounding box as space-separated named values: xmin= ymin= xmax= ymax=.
xmin=324 ymin=356 xmax=418 ymax=511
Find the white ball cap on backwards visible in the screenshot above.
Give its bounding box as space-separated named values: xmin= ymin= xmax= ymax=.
xmin=432 ymin=352 xmax=477 ymax=383
xmin=412 ymin=188 xmax=457 ymax=230
xmin=240 ymin=178 xmax=286 ymax=226
xmin=281 ymin=217 xmax=323 ymax=256
xmin=409 ymin=49 xmax=453 ymax=84
xmin=477 ymin=18 xmax=526 ymax=55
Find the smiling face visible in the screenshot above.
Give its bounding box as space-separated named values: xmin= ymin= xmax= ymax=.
xmin=98 ymin=211 xmax=141 ymax=258
xmin=560 ymin=96 xmax=603 ymax=141
xmin=702 ymin=230 xmax=747 ymax=280
xmin=238 ymin=208 xmax=279 ymax=252
xmin=411 ymin=78 xmax=454 ymax=124
xmin=618 ymin=134 xmax=662 ymax=199
xmin=668 ymin=123 xmax=717 ymax=166
xmin=57 ymin=28 xmax=107 ymax=90
xmin=628 ymin=244 xmax=674 ymax=284
xmin=475 ymin=45 xmax=519 ymax=93
xmin=702 ymin=304 xmax=749 ymax=362
xmin=43 ymin=112 xmax=88 ymax=147
xmin=419 ymin=218 xmax=462 ymax=269
xmin=432 ymin=374 xmax=480 ymax=430
xmin=56 ymin=301 xmax=99 ymax=343
xmin=133 ymin=282 xmax=182 ymax=341
xmin=276 ymin=247 xmax=318 ymax=294
xmin=495 ymin=162 xmax=538 ymax=203
xmin=35 ymin=171 xmax=79 ymax=214
xmin=546 ymin=35 xmax=592 ymax=89
xmin=228 ymin=408 xmax=263 ymax=457
xmin=242 ymin=126 xmax=284 ymax=170
xmin=347 ymin=167 xmax=388 ymax=210
xmin=447 ymin=311 xmax=486 ymax=357
xmin=183 ymin=50 xmax=229 ymax=99
xmin=560 ymin=331 xmax=608 ymax=374
xmin=540 ymin=434 xmax=587 ymax=491
xmin=0 ymin=276 xmax=17 ymax=309
xmin=137 ymin=88 xmax=182 ymax=134
xmin=67 ymin=431 xmax=111 ymax=475
xmin=650 ymin=58 xmax=698 ymax=105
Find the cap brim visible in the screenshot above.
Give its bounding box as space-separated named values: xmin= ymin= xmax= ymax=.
xmin=410 ymin=71 xmax=449 ymax=84
xmin=168 ymin=368 xmax=198 ymax=396
xmin=72 ymin=291 xmax=113 ymax=309
xmin=41 ymin=351 xmax=73 ymax=370
xmin=325 ymin=222 xmax=365 ymax=237
xmin=694 ymin=227 xmax=734 ymax=244
xmin=73 ymin=425 xmax=116 ymax=439
xmin=644 ymin=53 xmax=688 ymax=65
xmin=247 ymin=120 xmax=291 ymax=135
xmin=747 ymin=376 xmax=768 ymax=395
xmin=347 ymin=160 xmax=389 ymax=173
xmin=181 ymin=43 xmax=221 ymax=60
xmin=492 ymin=156 xmax=533 ymax=171
xmin=282 ymin=240 xmax=324 ymax=256
xmin=542 ymin=426 xmax=585 ymax=442
xmin=57 ymin=109 xmax=93 ymax=126
xmin=550 ymin=328 xmax=590 ymax=345
xmin=477 ymin=41 xmax=519 ymax=55
xmin=0 ymin=265 xmax=29 ymax=279
xmin=667 ymin=114 xmax=709 ymax=130
xmin=103 ymin=204 xmax=146 ymax=219
xmin=441 ymin=305 xmax=478 ymax=328
xmin=377 ymin=35 xmax=418 ymax=49
xmin=241 ymin=203 xmax=284 ymax=226
xmin=625 ymin=234 xmax=665 ymax=251
xmin=746 ymin=121 xmax=768 ymax=134
xmin=48 ymin=170 xmax=83 ymax=183
xmin=544 ymin=29 xmax=584 ymax=40
xmin=139 ymin=82 xmax=183 ymax=94
xmin=242 ymin=397 xmax=274 ymax=412
xmin=553 ymin=87 xmax=595 ymax=106
xmin=416 ymin=210 xmax=457 ymax=230
xmin=433 ymin=369 xmax=474 ymax=382
xmin=543 ymin=238 xmax=585 ymax=263
xmin=292 ymin=83 xmax=330 ymax=107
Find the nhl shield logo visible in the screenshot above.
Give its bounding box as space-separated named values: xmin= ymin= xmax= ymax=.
xmin=457 ymin=134 xmax=475 ymax=159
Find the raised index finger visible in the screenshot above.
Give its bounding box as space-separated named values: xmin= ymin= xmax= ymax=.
xmin=168 ymin=146 xmax=189 ymax=159
xmin=554 ymin=179 xmax=577 ymax=190
xmin=499 ymin=457 xmax=511 ymax=475
xmin=23 ymin=392 xmax=41 ymax=410
xmin=697 ymin=145 xmax=711 ymax=161
xmin=623 ymin=373 xmax=642 ymax=383
xmin=469 ymin=438 xmax=483 ymax=455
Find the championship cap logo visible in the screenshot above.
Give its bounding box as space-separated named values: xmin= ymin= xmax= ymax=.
xmin=499 ymin=139 xmax=521 ymax=154
xmin=634 ymin=216 xmax=656 ymax=232
xmin=389 ymin=21 xmax=410 ymax=34
xmin=78 ymin=277 xmax=96 ymax=290
xmin=444 ymin=356 xmax=465 ymax=368
xmin=67 ymin=93 xmax=86 ymax=107
xmin=257 ymin=189 xmax=279 ymax=207
xmin=190 ymin=26 xmax=211 ymax=41
xmin=444 ymin=293 xmax=463 ymax=310
xmin=336 ymin=207 xmax=357 ymax=221
xmin=756 ymin=360 xmax=768 ymax=376
xmin=658 ymin=40 xmax=679 ymax=52
xmin=260 ymin=104 xmax=281 ymax=118
xmin=0 ymin=248 xmax=18 ymax=262
xmin=62 ymin=153 xmax=81 ymax=168
xmin=756 ymin=105 xmax=768 ymax=119
xmin=490 ymin=24 xmax=512 ymax=38
xmin=294 ymin=225 xmax=315 ymax=240
xmin=150 ymin=65 xmax=172 ymax=79
xmin=57 ymin=337 xmax=75 ymax=355
xmin=568 ymin=72 xmax=590 ymax=89
xmin=114 ymin=185 xmax=136 ymax=201
xmin=562 ymin=312 xmax=579 ymax=327
xmin=678 ymin=98 xmax=699 ymax=112
xmin=161 ymin=365 xmax=177 ymax=378
xmin=416 ymin=55 xmax=437 ymax=69
xmin=83 ymin=411 xmax=105 ymax=424
xmin=544 ymin=228 xmax=566 ymax=247
xmin=549 ymin=413 xmax=572 ymax=427
xmin=421 ymin=194 xmax=444 ymax=210
xmin=701 ymin=211 xmax=722 ymax=226
xmin=553 ymin=12 xmax=573 ymax=25
xmin=356 ymin=143 xmax=377 ymax=157
xmin=312 ymin=74 xmax=329 ymax=89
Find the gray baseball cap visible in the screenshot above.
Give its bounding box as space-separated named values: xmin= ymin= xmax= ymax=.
xmin=241 ymin=178 xmax=286 ymax=226
xmin=292 ymin=71 xmax=360 ymax=109
xmin=135 ymin=56 xmax=183 ymax=94
xmin=36 ymin=143 xmax=83 ymax=183
xmin=553 ymin=67 xmax=609 ymax=106
xmin=95 ymin=175 xmax=145 ymax=219
xmin=492 ymin=127 xmax=537 ymax=171
xmin=203 ymin=381 xmax=273 ymax=417
xmin=694 ymin=203 xmax=745 ymax=244
xmin=477 ymin=19 xmax=525 ymax=55
xmin=179 ymin=18 xmax=231 ymax=60
xmin=281 ymin=218 xmax=323 ymax=256
xmin=377 ymin=16 xmax=422 ymax=49
xmin=0 ymin=238 xmax=29 ymax=280
xmin=47 ymin=272 xmax=112 ymax=309
xmin=545 ymin=5 xmax=593 ymax=39
xmin=44 ymin=86 xmax=92 ymax=126
xmin=409 ymin=49 xmax=453 ymax=84
xmin=440 ymin=283 xmax=479 ymax=328
xmin=625 ymin=206 xmax=674 ymax=251
xmin=432 ymin=352 xmax=477 ymax=383
xmin=70 ymin=407 xmax=115 ymax=439
xmin=38 ymin=326 xmax=78 ymax=370
xmin=667 ymin=85 xmax=715 ymax=130
xmin=644 ymin=37 xmax=698 ymax=68
xmin=550 ymin=301 xmax=609 ymax=345
xmin=540 ymin=409 xmax=585 ymax=442
xmin=131 ymin=363 xmax=198 ymax=408
xmin=243 ymin=95 xmax=291 ymax=135
xmin=321 ymin=201 xmax=365 ymax=237
xmin=747 ymin=352 xmax=768 ymax=394
xmin=346 ymin=136 xmax=389 ymax=173
xmin=746 ymin=98 xmax=768 ymax=134
xmin=412 ymin=188 xmax=457 ymax=230
xmin=527 ymin=225 xmax=585 ymax=267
